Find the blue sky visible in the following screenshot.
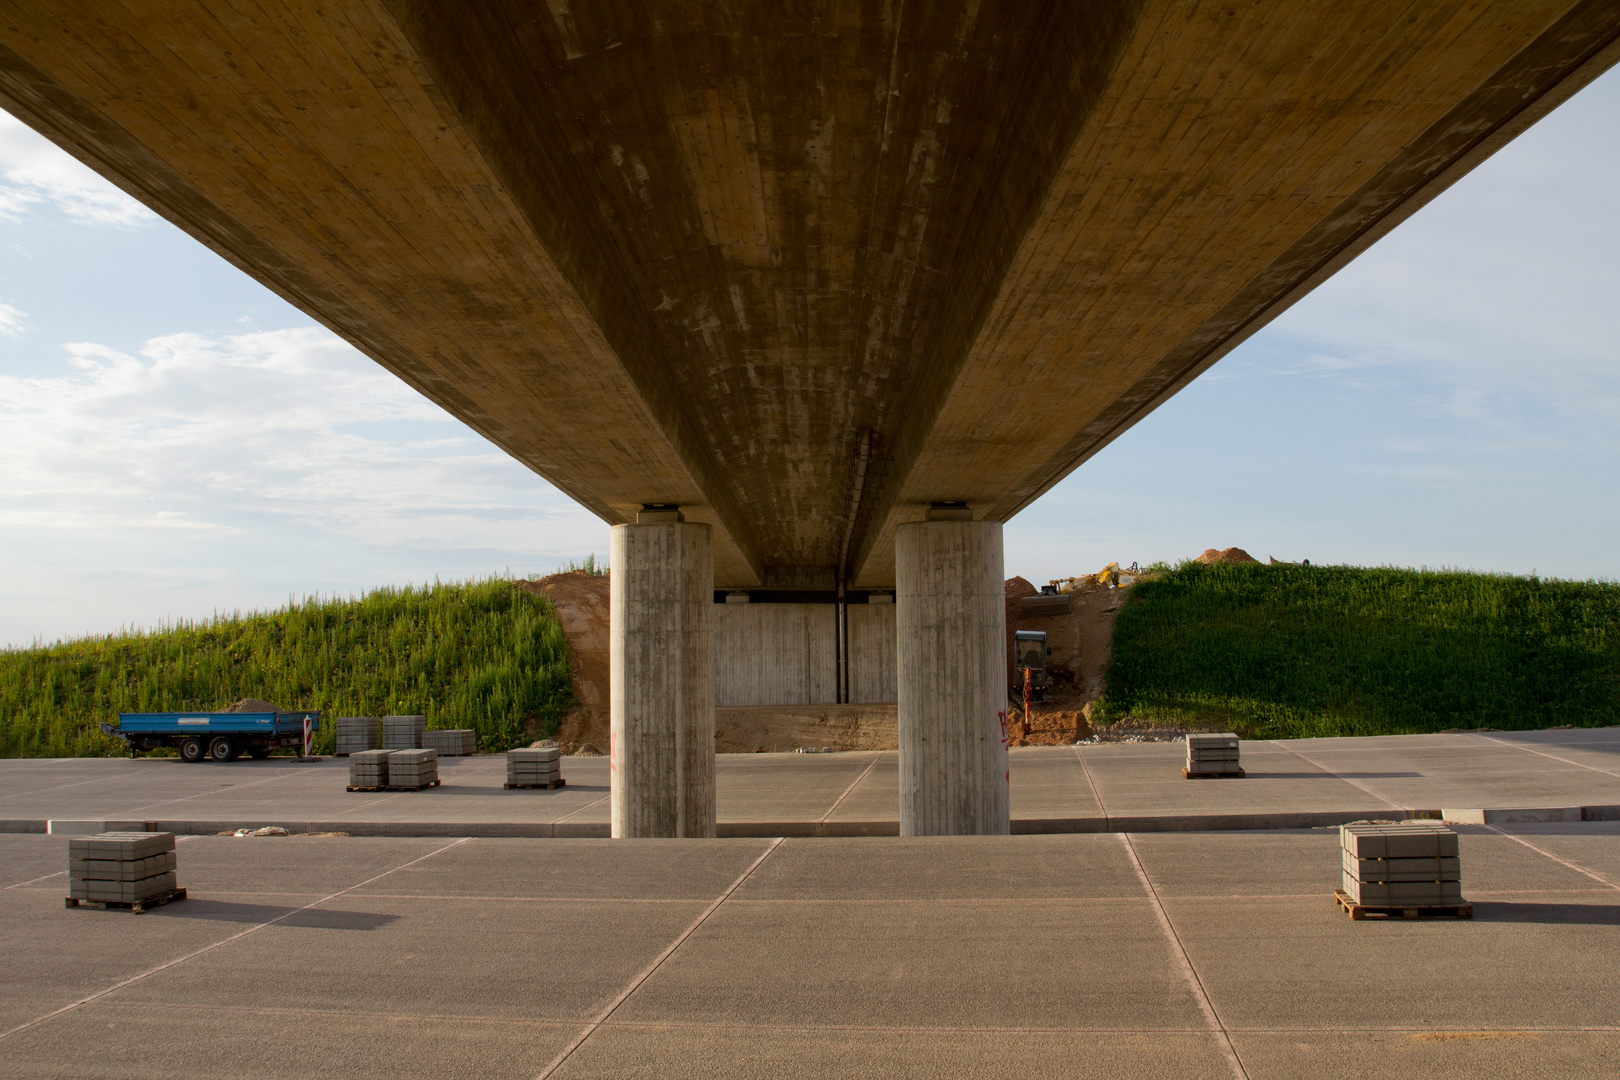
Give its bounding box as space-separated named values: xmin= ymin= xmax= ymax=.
xmin=2 ymin=69 xmax=1617 ymax=646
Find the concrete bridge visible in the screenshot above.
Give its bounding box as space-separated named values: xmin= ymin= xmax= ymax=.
xmin=4 ymin=2 xmax=1615 ymax=837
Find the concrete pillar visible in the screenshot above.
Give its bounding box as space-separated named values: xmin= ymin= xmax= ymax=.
xmin=609 ymin=514 xmax=715 ymax=838
xmin=895 ymin=514 xmax=1009 ymax=836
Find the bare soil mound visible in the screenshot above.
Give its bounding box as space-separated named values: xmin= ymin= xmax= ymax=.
xmin=1005 ymin=574 xmax=1135 ymax=747
xmin=223 ymin=698 xmax=285 ymax=713
xmin=1198 ymin=547 xmax=1258 ymax=564
xmin=515 ymin=572 xmax=610 ymax=755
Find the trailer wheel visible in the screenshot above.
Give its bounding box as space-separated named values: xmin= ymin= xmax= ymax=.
xmin=208 ymin=736 xmax=239 ymax=762
xmin=246 ymin=744 xmax=272 ymax=759
xmin=179 ymin=737 xmax=206 ymax=763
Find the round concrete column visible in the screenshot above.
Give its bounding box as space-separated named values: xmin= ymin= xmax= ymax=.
xmin=610 ymin=519 xmax=716 ymax=838
xmin=895 ymin=518 xmax=1010 ymax=836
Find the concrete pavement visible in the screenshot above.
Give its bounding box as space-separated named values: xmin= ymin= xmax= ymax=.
xmin=1 ymin=728 xmax=1616 ymax=838
xmin=2 ymin=825 xmax=1618 ymax=1078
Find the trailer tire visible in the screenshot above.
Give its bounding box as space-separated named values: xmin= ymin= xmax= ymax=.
xmin=208 ymin=736 xmax=239 ymax=762
xmin=179 ymin=737 xmax=206 ymax=763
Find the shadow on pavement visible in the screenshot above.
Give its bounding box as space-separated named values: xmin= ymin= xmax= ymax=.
xmin=1470 ymin=901 xmax=1620 ymax=925
xmin=153 ymin=899 xmax=400 ymax=930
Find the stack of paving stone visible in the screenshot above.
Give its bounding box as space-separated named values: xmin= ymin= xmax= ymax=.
xmin=348 ymin=749 xmax=394 ymax=789
xmin=387 ymin=748 xmax=439 ymax=789
xmin=423 ymin=728 xmax=476 ymax=756
xmin=334 ymin=716 xmax=381 ymax=756
xmin=1185 ymin=733 xmax=1243 ymax=777
xmin=381 ymin=714 xmax=426 ymax=750
xmin=506 ymin=747 xmax=563 ymax=788
xmin=1340 ymin=821 xmax=1464 ymax=911
xmin=68 ymin=831 xmax=181 ymax=908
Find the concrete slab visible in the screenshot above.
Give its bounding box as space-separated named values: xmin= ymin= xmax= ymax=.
xmin=1 ymin=1004 xmax=578 ymax=1080
xmin=3 ymin=828 xmax=1619 ymax=1077
xmin=554 ymin=1026 xmax=1232 ymax=1080
xmin=612 ymin=898 xmax=1205 ymax=1032
xmin=2 ymin=729 xmax=1618 ymax=838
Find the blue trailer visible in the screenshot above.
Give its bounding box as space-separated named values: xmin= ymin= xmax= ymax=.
xmin=101 ymin=712 xmax=321 ymax=762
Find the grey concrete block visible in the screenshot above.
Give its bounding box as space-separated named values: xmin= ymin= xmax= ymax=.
xmin=69 ymin=870 xmax=178 ymax=902
xmin=1342 ymin=850 xmax=1460 ymax=882
xmin=69 ymin=851 xmax=178 ymax=881
xmin=66 ymin=832 xmax=174 ymax=860
xmin=1340 ymin=822 xmax=1458 ymax=859
xmin=1342 ymin=872 xmax=1462 ymax=905
xmin=1186 ymin=734 xmax=1239 ymax=750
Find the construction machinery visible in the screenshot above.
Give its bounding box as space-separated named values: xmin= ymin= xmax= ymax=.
xmin=1013 ymin=631 xmax=1052 ymax=705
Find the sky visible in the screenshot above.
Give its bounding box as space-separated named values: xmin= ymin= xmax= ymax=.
xmin=2 ymin=68 xmax=1617 ymax=647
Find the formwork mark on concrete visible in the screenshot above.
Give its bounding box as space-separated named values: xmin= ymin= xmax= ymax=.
xmin=1483 ymin=825 xmax=1620 ymax=891
xmin=535 ymin=837 xmax=785 ymax=1080
xmin=1269 ymin=741 xmax=1403 ymax=810
xmin=820 ymin=754 xmax=883 ymax=823
xmin=1472 ymin=733 xmax=1620 ymax=780
xmin=1119 ymin=832 xmax=1249 ymax=1080
xmin=0 ymin=836 xmax=473 ymax=1043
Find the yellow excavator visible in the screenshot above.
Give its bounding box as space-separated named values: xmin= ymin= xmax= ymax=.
xmin=1047 ymin=561 xmax=1139 ymax=593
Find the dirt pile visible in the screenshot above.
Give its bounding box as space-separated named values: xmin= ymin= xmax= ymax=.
xmin=515 ymin=572 xmax=610 ymax=755
xmin=222 ymin=698 xmax=285 ymax=713
xmin=1003 ymin=573 xmax=1135 ymax=747
xmin=1198 ymin=547 xmax=1258 ymax=564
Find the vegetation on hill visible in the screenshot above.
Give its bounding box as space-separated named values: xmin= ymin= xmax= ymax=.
xmin=0 ymin=577 xmax=573 ymax=758
xmin=1094 ymin=561 xmax=1620 ymax=739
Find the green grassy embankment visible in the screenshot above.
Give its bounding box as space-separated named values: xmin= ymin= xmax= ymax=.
xmin=0 ymin=576 xmax=574 ymax=757
xmin=1094 ymin=561 xmax=1620 ymax=739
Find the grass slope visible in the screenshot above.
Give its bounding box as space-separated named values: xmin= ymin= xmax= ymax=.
xmin=0 ymin=577 xmax=573 ymax=757
xmin=1096 ymin=562 xmax=1620 ymax=739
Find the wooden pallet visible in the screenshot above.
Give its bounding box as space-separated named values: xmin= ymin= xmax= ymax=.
xmin=65 ymin=888 xmax=187 ymax=914
xmin=345 ymin=779 xmax=442 ymax=792
xmin=504 ymin=778 xmax=566 ymax=790
xmin=1183 ymin=767 xmax=1245 ymax=779
xmin=1335 ymin=889 xmax=1472 ymax=920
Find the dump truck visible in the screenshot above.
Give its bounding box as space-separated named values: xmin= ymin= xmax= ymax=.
xmin=101 ymin=711 xmax=321 ymax=762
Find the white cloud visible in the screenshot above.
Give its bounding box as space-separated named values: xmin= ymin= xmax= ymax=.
xmin=0 ymin=302 xmax=25 ymax=337
xmin=1258 ymin=68 xmax=1620 ymax=430
xmin=0 ymin=111 xmax=155 ymax=227
xmin=0 ymin=326 xmax=595 ymax=553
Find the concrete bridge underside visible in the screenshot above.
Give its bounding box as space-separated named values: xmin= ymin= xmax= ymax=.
xmin=4 ymin=1 xmax=1615 ymax=835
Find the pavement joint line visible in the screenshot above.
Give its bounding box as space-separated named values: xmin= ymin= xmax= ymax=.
xmin=1483 ymin=825 xmax=1620 ymax=890
xmin=534 ymin=837 xmax=786 ymax=1080
xmin=0 ymin=835 xmax=474 ymax=1044
xmin=2 ymin=870 xmax=66 ymax=890
xmin=67 ymin=1000 xmax=1620 ymax=1036
xmin=1120 ymin=833 xmax=1250 ymax=1080
xmin=819 ymin=755 xmax=883 ymax=823
xmin=1069 ymin=745 xmax=1107 ymax=820
xmin=1268 ymin=742 xmax=1403 ymax=810
xmin=1471 ymin=733 xmax=1620 ymax=780
xmin=116 ymin=768 xmax=311 ymax=816
xmin=551 ymin=795 xmax=610 ymax=825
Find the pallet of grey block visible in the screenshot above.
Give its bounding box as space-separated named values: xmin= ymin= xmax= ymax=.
xmin=381 ymin=714 xmax=426 ymax=750
xmin=384 ymin=748 xmax=439 ymax=790
xmin=1184 ymin=732 xmax=1244 ymax=778
xmin=334 ymin=716 xmax=381 ymax=756
xmin=423 ymin=728 xmax=476 ymax=756
xmin=1335 ymin=821 xmax=1470 ymax=919
xmin=347 ymin=749 xmax=395 ymax=791
xmin=506 ymin=747 xmax=565 ymax=789
xmin=65 ymin=832 xmax=186 ymax=913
